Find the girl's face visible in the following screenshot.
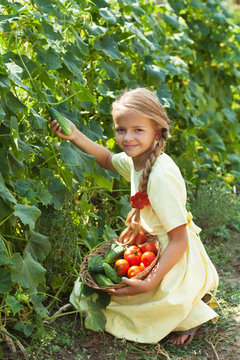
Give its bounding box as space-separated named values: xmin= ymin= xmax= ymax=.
xmin=113 ymin=111 xmax=159 ymax=169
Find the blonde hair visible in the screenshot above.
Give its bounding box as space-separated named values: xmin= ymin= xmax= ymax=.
xmin=112 ymin=88 xmax=171 ymax=244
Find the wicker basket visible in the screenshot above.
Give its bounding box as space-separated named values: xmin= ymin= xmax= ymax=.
xmin=80 ymin=232 xmax=161 ymax=292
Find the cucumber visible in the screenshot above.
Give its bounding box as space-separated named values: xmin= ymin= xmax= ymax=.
xmin=92 ymin=273 xmax=114 ymax=287
xmin=103 ymin=262 xmax=122 ymax=284
xmin=105 ymin=243 xmax=125 ymax=264
xmin=88 ymin=254 xmax=105 ymax=273
xmin=49 ymin=107 xmax=72 ymax=136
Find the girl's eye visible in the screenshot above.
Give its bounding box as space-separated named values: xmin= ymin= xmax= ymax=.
xmin=115 ymin=128 xmax=124 ymax=133
xmin=136 ymin=129 xmax=143 ymax=132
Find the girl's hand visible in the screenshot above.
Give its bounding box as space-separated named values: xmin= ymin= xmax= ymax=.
xmin=107 ymin=277 xmax=153 ymax=297
xmin=48 ymin=117 xmax=77 ymax=141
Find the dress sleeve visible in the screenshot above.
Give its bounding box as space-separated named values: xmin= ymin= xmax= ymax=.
xmin=148 ymin=165 xmax=188 ymax=233
xmin=111 ymin=152 xmax=132 ymax=182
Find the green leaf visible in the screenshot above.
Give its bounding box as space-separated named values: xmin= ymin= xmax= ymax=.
xmin=8 ymin=151 xmax=24 ymax=177
xmin=86 ymin=23 xmax=107 ymax=35
xmin=72 ymin=82 xmax=97 ymax=105
xmin=0 ymin=13 xmax=19 ymax=32
xmin=223 ymin=108 xmax=237 ymax=124
xmin=48 ymin=177 xmax=70 ymax=210
xmin=41 ymin=20 xmax=63 ymax=41
xmin=35 ymin=47 xmax=62 ymax=70
xmin=60 ymin=142 xmax=95 ymax=183
xmin=4 ymin=61 xmax=30 ymax=91
xmin=4 ymin=91 xmax=26 ymax=113
xmin=60 ymin=166 xmax=73 ymax=189
xmin=162 ymin=13 xmax=181 ymax=29
xmin=96 ymin=291 xmax=111 ymax=309
xmin=84 ymin=300 xmax=106 ymax=331
xmin=0 ymin=172 xmax=17 ymax=205
xmin=144 ymin=64 xmax=168 ymax=81
xmin=72 ymin=29 xmax=89 ymax=57
xmin=156 ymin=85 xmax=174 ymax=109
xmin=0 ymin=198 xmax=11 ymax=220
xmin=98 ymin=59 xmax=119 ymax=79
xmin=36 ymin=182 xmax=52 ymax=206
xmin=92 ymin=0 xmax=109 ymax=8
xmin=206 ymin=129 xmax=226 ymax=151
xmin=14 ymin=321 xmax=35 ymax=337
xmin=190 ymin=0 xmax=205 ymax=9
xmin=103 ymin=225 xmax=118 ymax=242
xmin=6 ymin=295 xmax=23 ymax=315
xmin=63 ymin=53 xmax=83 ymax=81
xmin=213 ymin=12 xmax=227 ymax=25
xmin=0 ymin=268 xmax=12 ymax=294
xmin=11 ymin=252 xmax=46 ymax=292
xmin=99 ymin=8 xmax=117 ymax=24
xmin=127 ymin=24 xmax=153 ymax=49
xmin=99 ymin=36 xmax=121 ymax=60
xmin=25 ymin=229 xmax=50 ymax=262
xmin=0 ymin=103 xmax=5 ymax=125
xmin=34 ymin=0 xmax=54 ymax=13
xmin=0 ymin=75 xmax=11 ymax=88
xmin=13 ymin=179 xmax=35 ymax=200
xmin=0 ymin=236 xmax=11 ymax=265
xmin=93 ymin=164 xmax=113 ymax=191
xmin=13 ymin=204 xmax=41 ymax=229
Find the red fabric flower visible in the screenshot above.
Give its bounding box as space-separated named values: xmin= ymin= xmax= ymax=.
xmin=130 ymin=192 xmax=150 ymax=209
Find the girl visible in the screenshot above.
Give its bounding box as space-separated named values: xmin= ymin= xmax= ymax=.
xmin=49 ymin=88 xmax=219 ymax=346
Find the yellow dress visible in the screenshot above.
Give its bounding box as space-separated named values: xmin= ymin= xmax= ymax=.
xmin=102 ymin=152 xmax=219 ymax=344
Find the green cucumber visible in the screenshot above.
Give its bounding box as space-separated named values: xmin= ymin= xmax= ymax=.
xmin=105 ymin=243 xmax=125 ymax=264
xmin=103 ymin=262 xmax=122 ymax=284
xmin=88 ymin=254 xmax=105 ymax=273
xmin=92 ymin=273 xmax=114 ymax=287
xmin=49 ymin=107 xmax=72 ymax=136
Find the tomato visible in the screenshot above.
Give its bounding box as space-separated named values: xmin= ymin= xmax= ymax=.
xmin=128 ymin=265 xmax=142 ymax=278
xmin=139 ymin=262 xmax=145 ymax=271
xmin=141 ymin=251 xmax=156 ymax=267
xmin=114 ymin=259 xmax=129 ymax=276
xmin=141 ymin=242 xmax=158 ymax=254
xmin=132 ymin=231 xmax=146 ymax=245
xmin=124 ymin=245 xmax=142 ymax=266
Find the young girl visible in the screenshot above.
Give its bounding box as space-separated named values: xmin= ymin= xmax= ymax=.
xmin=49 ymin=88 xmax=219 ymax=346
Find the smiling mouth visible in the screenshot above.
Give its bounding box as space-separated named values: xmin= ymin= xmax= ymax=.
xmin=124 ymin=144 xmax=138 ymax=149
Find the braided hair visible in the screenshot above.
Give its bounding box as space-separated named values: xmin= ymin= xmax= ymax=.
xmin=112 ymin=88 xmax=170 ymax=244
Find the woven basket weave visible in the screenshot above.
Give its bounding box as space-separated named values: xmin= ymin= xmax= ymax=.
xmin=80 ymin=232 xmax=161 ymax=292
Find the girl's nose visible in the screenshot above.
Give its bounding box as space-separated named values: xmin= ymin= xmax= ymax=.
xmin=124 ymin=131 xmax=134 ymax=141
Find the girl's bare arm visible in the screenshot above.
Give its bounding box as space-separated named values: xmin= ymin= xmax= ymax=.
xmin=108 ymin=224 xmax=188 ymax=296
xmin=49 ymin=118 xmax=116 ymax=171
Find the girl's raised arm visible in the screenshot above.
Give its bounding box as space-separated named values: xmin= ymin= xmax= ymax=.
xmin=49 ymin=117 xmax=116 ymax=172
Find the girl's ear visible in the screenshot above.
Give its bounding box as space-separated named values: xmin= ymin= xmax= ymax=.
xmin=155 ymin=129 xmax=162 ymax=140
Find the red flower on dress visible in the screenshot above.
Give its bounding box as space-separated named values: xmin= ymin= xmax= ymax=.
xmin=130 ymin=192 xmax=150 ymax=209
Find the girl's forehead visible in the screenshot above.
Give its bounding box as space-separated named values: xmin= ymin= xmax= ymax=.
xmin=113 ymin=110 xmax=152 ymax=125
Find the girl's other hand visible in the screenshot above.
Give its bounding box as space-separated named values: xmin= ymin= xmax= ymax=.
xmin=48 ymin=117 xmax=77 ymax=141
xmin=107 ymin=277 xmax=153 ymax=297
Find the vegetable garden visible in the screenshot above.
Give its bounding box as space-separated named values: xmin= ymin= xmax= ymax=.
xmin=0 ymin=0 xmax=239 ymax=358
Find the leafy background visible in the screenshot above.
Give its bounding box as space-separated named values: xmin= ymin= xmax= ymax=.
xmin=0 ymin=0 xmax=239 ymax=353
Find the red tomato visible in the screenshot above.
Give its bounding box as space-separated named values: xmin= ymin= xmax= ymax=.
xmin=124 ymin=245 xmax=142 ymax=267
xmin=141 ymin=242 xmax=158 ymax=254
xmin=139 ymin=262 xmax=145 ymax=271
xmin=132 ymin=231 xmax=146 ymax=245
xmin=141 ymin=251 xmax=156 ymax=267
xmin=114 ymin=259 xmax=129 ymax=276
xmin=128 ymin=265 xmax=142 ymax=278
